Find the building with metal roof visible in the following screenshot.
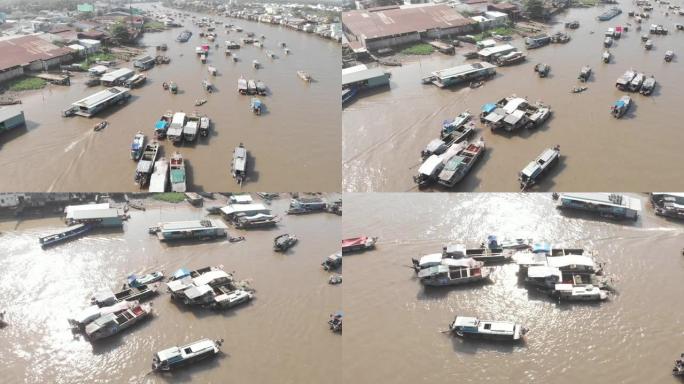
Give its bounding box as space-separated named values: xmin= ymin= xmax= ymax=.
xmin=0 ymin=108 xmax=25 ymax=133
xmin=0 ymin=35 xmax=75 ymax=82
xmin=100 ymin=68 xmax=134 ymax=86
xmin=342 ymin=67 xmax=390 ymax=89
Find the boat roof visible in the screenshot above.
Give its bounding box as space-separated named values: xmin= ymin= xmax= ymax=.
xmin=481 ymin=103 xmax=497 ymax=114
xmin=547 ymin=255 xmax=595 ymax=268
xmin=503 ymin=98 xmax=527 ymax=114
xmin=418 ymin=154 xmax=442 ymax=176
xmin=70 ymin=208 xmax=120 ymax=220
xmin=533 ymin=243 xmax=551 ymax=253
xmin=444 ymin=244 xmax=466 ymax=256
xmin=442 ymin=258 xmax=478 ymax=268
xmin=425 ymin=138 xmax=446 ymax=152
xmin=220 ymin=203 xmax=269 ymax=215
xmin=230 ymin=195 xmax=253 ymax=203
xmin=453 ymin=316 xmax=478 ymax=327
xmin=431 ymin=62 xmax=496 ymax=79
xmin=160 ymin=220 xmax=226 ymax=231
xmin=65 ymin=203 xmax=110 ymax=218
xmin=417 ymin=265 xmax=448 ymax=278
xmin=418 ymin=253 xmax=443 ymax=267
xmin=503 ymin=109 xmax=525 ymax=125
xmin=558 ymin=193 xmax=642 ymax=211
xmin=72 ymin=87 xmax=128 ymax=109
xmin=239 ymin=213 xmax=275 ymax=221
xmin=172 ymin=268 xmax=191 ymax=279
xmin=172 ymin=112 xmax=186 ymax=124
xmin=193 ymin=270 xmax=230 ymax=286
xmin=484 ymin=109 xmax=506 ymax=124
xmin=477 ymin=44 xmax=515 ymax=57
xmin=342 ymin=237 xmax=369 ymax=247
xmin=100 ymin=68 xmax=134 ymax=82
xmin=85 ymin=313 xmax=117 ymax=333
xmin=184 ymin=284 xmax=213 ymax=299
xmin=527 ymin=266 xmax=562 ymax=279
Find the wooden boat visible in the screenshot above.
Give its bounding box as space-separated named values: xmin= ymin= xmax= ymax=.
xmin=207 ymin=66 xmax=217 ymax=76
xmin=247 ymin=79 xmax=257 ymax=95
xmin=256 ymin=81 xmax=267 ymax=96
xmin=550 ymin=284 xmax=609 ymax=301
xmin=252 ymin=60 xmax=260 ymax=69
xmin=329 ymin=275 xmax=342 ymax=285
xmin=640 ymin=76 xmax=656 ymax=95
xmin=273 ymin=234 xmax=298 ymax=252
xmin=232 ymin=55 xmax=238 ymax=62
xmin=629 ymin=72 xmax=645 ymax=91
xmin=69 ymin=300 xmax=139 ymax=330
xmin=135 ymin=142 xmax=159 ymax=187
xmin=250 ymin=98 xmax=263 ymax=115
xmin=616 ymin=70 xmax=636 ymax=90
xmin=602 ymin=51 xmax=611 ymax=63
xmin=437 ymin=139 xmax=485 ymax=188
xmin=645 ymin=40 xmax=653 ymax=50
xmin=169 ymin=152 xmax=186 ymax=193
xmin=238 ymin=76 xmax=247 ymax=94
xmin=213 ymin=288 xmax=252 ymax=309
xmin=534 ymin=63 xmax=550 ymax=77
xmin=417 ymin=258 xmax=491 ymax=286
xmin=199 ymin=116 xmax=210 ymax=137
xmin=184 ymin=113 xmax=200 ymax=142
xmin=39 ymin=224 xmax=91 ymax=248
xmin=571 ymin=86 xmax=588 ymax=93
xmin=195 ymin=98 xmax=207 ymax=106
xmin=449 ymin=316 xmax=528 ymax=341
xmin=149 ymin=158 xmax=169 ymax=193
xmin=341 ymin=236 xmax=378 ymax=254
xmin=519 ymin=145 xmax=561 ymax=191
xmin=440 ymin=112 xmax=473 ymax=142
xmin=328 ymin=312 xmax=342 ymax=333
xmin=604 ymin=36 xmax=613 ymax=47
xmin=200 ymin=53 xmax=207 ymax=63
xmin=322 ymin=252 xmax=342 ymax=271
xmin=611 ymin=95 xmax=632 ymax=118
xmin=674 ymin=354 xmax=684 ymax=377
xmin=91 ymin=285 xmax=157 ymax=308
xmin=169 ymin=82 xmax=178 ymax=94
xmin=232 ymin=143 xmax=247 ymax=186
xmin=297 ymin=70 xmax=312 ymax=82
xmin=266 ymin=51 xmax=275 ymax=59
xmin=202 ymin=79 xmax=213 ymax=93
xmin=154 ymin=111 xmax=173 ymax=139
xmin=578 ymin=66 xmax=592 ymax=82
xmin=93 ymin=120 xmax=108 ymax=131
xmin=127 ymin=272 xmax=164 ymax=288
xmin=130 ymin=132 xmax=145 ymax=160
xmin=85 ymin=303 xmax=153 ymax=341
xmin=665 ymin=50 xmax=674 ymax=62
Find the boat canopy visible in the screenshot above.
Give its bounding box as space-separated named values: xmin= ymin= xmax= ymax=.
xmin=155 ymin=120 xmax=167 ymax=130
xmin=193 ymin=270 xmax=231 ymax=286
xmin=418 ymin=253 xmax=443 ymax=268
xmin=184 ymin=284 xmax=213 ymax=299
xmin=167 ymin=277 xmax=194 ymax=293
xmin=503 ymin=98 xmax=527 ymax=114
xmin=342 ymin=237 xmax=369 ymax=247
xmin=425 ymin=139 xmax=446 ymax=153
xmin=453 ymin=316 xmax=479 ymax=328
xmin=444 ymin=244 xmax=466 ymax=257
xmin=513 ymin=251 xmax=548 ymax=266
xmin=503 ymin=109 xmax=525 ymax=125
xmin=481 ymin=103 xmax=497 ymax=114
xmin=532 ymin=243 xmax=551 ymax=253
xmin=417 ymin=265 xmax=448 ymax=278
xmin=442 ymin=258 xmax=479 ymax=268
xmin=418 ymin=155 xmax=442 ymax=176
xmin=240 ymin=213 xmax=275 ymax=222
xmin=547 ymin=255 xmax=595 ymax=269
xmin=484 ymin=108 xmax=506 ymax=124
xmin=173 ymin=268 xmax=191 ymax=280
xmin=527 ymin=266 xmax=562 ymax=279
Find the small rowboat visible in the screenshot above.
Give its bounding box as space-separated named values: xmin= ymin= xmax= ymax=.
xmin=571 ymin=86 xmax=588 ymax=93
xmin=195 ymin=99 xmax=207 ymax=106
xmin=93 ymin=120 xmax=108 ymax=131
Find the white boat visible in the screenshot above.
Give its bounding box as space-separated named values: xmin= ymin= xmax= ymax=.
xmin=85 ymin=303 xmax=153 ymax=341
xmin=152 ymin=338 xmax=223 ymax=371
xmin=68 ymin=300 xmax=139 ymax=330
xmin=551 ymin=284 xmax=609 ymax=301
xmin=449 ymin=316 xmax=528 ymax=341
xmin=417 ymin=258 xmax=491 ymax=286
xmin=519 ymin=145 xmax=561 ymax=191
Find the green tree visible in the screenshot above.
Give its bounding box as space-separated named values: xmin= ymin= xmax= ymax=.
xmin=110 ymin=22 xmax=130 ymax=42
xmin=525 ymin=0 xmax=546 ymax=20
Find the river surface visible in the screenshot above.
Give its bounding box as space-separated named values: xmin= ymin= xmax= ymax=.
xmin=0 ymin=4 xmax=340 ymax=192
xmin=342 ymin=193 xmax=684 ymax=383
xmin=0 ymin=194 xmax=341 ymax=384
xmin=343 ymin=4 xmax=684 ymax=192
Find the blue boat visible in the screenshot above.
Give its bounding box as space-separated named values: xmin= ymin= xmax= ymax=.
xmin=250 ymin=98 xmax=263 ymax=115
xmin=342 ymin=88 xmax=357 ymax=106
xmin=611 ymin=95 xmax=631 ymax=118
xmin=39 ymin=224 xmax=92 ymax=248
xmin=154 ymin=112 xmax=172 ymax=139
xmin=597 ymin=7 xmax=621 ymax=21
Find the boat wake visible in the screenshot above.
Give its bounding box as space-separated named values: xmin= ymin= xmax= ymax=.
xmin=48 ymin=131 xmax=95 ymax=192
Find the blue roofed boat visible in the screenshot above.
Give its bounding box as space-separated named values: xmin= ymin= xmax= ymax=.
xmin=532 ymin=242 xmax=552 ymax=254
xmin=172 ymin=268 xmax=191 ymax=280
xmin=479 ymin=103 xmax=497 ymax=122
xmin=250 ymin=98 xmax=263 ymax=115
xmin=611 ymin=95 xmax=631 ymax=118
xmin=154 ymin=111 xmax=173 ymax=139
xmin=127 ymin=271 xmax=164 ymax=288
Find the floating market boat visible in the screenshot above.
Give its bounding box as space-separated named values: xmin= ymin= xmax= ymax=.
xmin=665 ymin=50 xmax=674 ymax=62
xmin=534 ymin=63 xmax=550 ymax=77
xmin=640 ymin=76 xmax=656 ymax=95
xmin=250 ymin=98 xmax=263 ymax=115
xmin=629 ymin=72 xmax=645 ymax=91
xmin=551 ymin=284 xmax=609 ymax=301
xmin=322 ymin=252 xmax=342 ymax=271
xmin=414 ymin=142 xmax=466 ymax=187
xmin=329 ymin=312 xmax=342 ymax=333
xmin=169 ymin=152 xmax=186 ymax=193
xmin=130 ymin=132 xmax=145 ymax=160
xmin=85 ymin=303 xmax=153 ymax=341
xmin=645 ymin=40 xmax=653 ymax=50
xmin=519 ymin=145 xmax=561 ymax=191
xmin=604 ymin=36 xmax=613 ymax=47
xmin=571 ymin=86 xmax=588 ymax=93
xmin=213 ymin=288 xmax=253 ymax=309
xmin=674 ymin=354 xmax=684 ymax=377
xmin=149 ymin=158 xmax=168 ymax=193
xmin=202 ymin=79 xmax=213 ymax=93
xmin=232 ymin=143 xmax=247 ymax=186
xmin=437 ymin=139 xmax=485 ymax=188
xmin=195 ymin=98 xmax=207 ymax=106
xmin=329 ymin=275 xmax=342 ymax=285
xmin=135 ymin=142 xmax=160 ymax=187
xmin=417 ymin=258 xmax=491 ymax=286
xmin=602 ymin=50 xmax=611 ymax=63
xmin=152 ymin=338 xmax=223 ymax=371
xmin=611 ymin=95 xmax=632 ymax=118
xmin=69 ymin=300 xmax=139 ymax=330
xmin=127 ymin=272 xmax=164 ymax=288
xmin=252 ymin=60 xmax=260 ymax=69
xmin=448 ymin=316 xmax=528 ymax=341
xmin=597 ymin=7 xmax=622 ymax=21
xmin=93 ymin=120 xmax=108 ymax=131
xmin=247 ymin=79 xmax=257 ymax=95
xmin=273 ymin=234 xmax=298 ymax=252
xmin=441 ymin=112 xmax=473 ymax=142
xmin=297 ymin=70 xmax=312 ymax=82
xmin=238 ymin=76 xmax=247 ymax=94
xmin=199 ymin=116 xmax=210 ymax=137
xmin=421 ymin=138 xmax=449 ymax=159
xmin=207 ymin=66 xmax=217 ymax=76
xmin=256 ymin=81 xmax=266 ymax=96
xmin=578 ymin=66 xmax=592 ymax=82
xmin=616 ymin=70 xmax=636 ymax=90
xmin=38 ymin=223 xmax=91 ymax=248
xmin=91 ymin=285 xmax=158 ymax=307
xmin=342 ymin=236 xmax=378 ymax=254
xmin=184 ymin=113 xmax=200 ymax=142
xmin=495 ymin=51 xmax=526 ymax=66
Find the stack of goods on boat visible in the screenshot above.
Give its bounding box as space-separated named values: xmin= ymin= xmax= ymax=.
xmin=480 ymin=95 xmax=551 ymax=133
xmin=650 ymin=193 xmax=684 ymax=220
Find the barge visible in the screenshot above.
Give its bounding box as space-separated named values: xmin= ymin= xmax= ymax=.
xmin=422 ymin=62 xmax=496 ymax=88
xmin=38 ymin=224 xmax=91 ymax=248
xmin=153 ymin=220 xmax=228 ymax=241
xmin=449 ymin=316 xmax=528 ymax=341
xmin=555 ymin=193 xmax=641 ymax=220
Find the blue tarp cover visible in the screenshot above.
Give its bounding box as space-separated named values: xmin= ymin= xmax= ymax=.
xmin=482 ymin=103 xmax=496 ymax=113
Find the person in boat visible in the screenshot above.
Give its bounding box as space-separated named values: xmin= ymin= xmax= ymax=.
xmin=162 ymin=82 xmax=168 ymax=90
xmin=229 ymin=236 xmax=245 ymax=243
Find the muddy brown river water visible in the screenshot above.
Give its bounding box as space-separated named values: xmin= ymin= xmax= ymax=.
xmin=0 ymin=4 xmax=340 ymax=192
xmin=343 ymin=5 xmax=684 ymax=192
xmin=0 ymin=195 xmax=341 ymax=383
xmin=342 ymin=193 xmax=684 ymax=384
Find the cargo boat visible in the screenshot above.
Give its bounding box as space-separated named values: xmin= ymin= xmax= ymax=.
xmin=232 ymin=143 xmax=247 ymax=186
xmin=38 ymin=223 xmax=91 ymax=248
xmin=616 ymin=70 xmax=636 ymax=90
xmin=519 ymin=145 xmax=561 ymax=191
xmin=183 ymin=113 xmax=200 ymax=142
xmin=85 ymin=303 xmax=152 ymax=341
xmin=322 ymin=252 xmax=342 ymax=271
xmin=417 ymin=258 xmax=491 ymax=286
xmin=135 ymin=142 xmax=160 ymax=187
xmin=170 ymin=152 xmax=186 ymax=193
xmin=91 ymin=285 xmax=158 ymax=307
xmin=250 ymin=98 xmax=263 ymax=115
xmin=611 ymin=95 xmax=631 ymax=118
xmin=68 ymin=300 xmax=139 ymax=330
xmin=341 ymin=236 xmax=378 ymax=254
xmin=437 ymin=139 xmax=485 ymax=188
xmin=247 ymin=79 xmax=257 ymax=95
xmin=422 ymin=62 xmax=496 ymax=88
xmin=154 ymin=111 xmax=173 ymax=139
xmin=640 ymin=76 xmax=656 ymax=95
xmin=238 ymin=76 xmax=248 ymax=94
xmin=448 ymin=316 xmax=528 ymax=341
xmin=256 ymin=81 xmax=266 ymax=96
xmin=199 ymin=116 xmax=210 ymax=137
xmin=578 ymin=66 xmax=592 ymax=82
xmin=130 ymin=132 xmax=145 ymax=160
xmin=167 ymin=112 xmax=186 ymax=144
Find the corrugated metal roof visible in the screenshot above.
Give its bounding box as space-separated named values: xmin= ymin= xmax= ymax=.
xmin=0 ymin=35 xmax=74 ymax=72
xmin=342 ymin=67 xmax=389 ymax=86
xmin=343 ymin=4 xmax=476 ymax=40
